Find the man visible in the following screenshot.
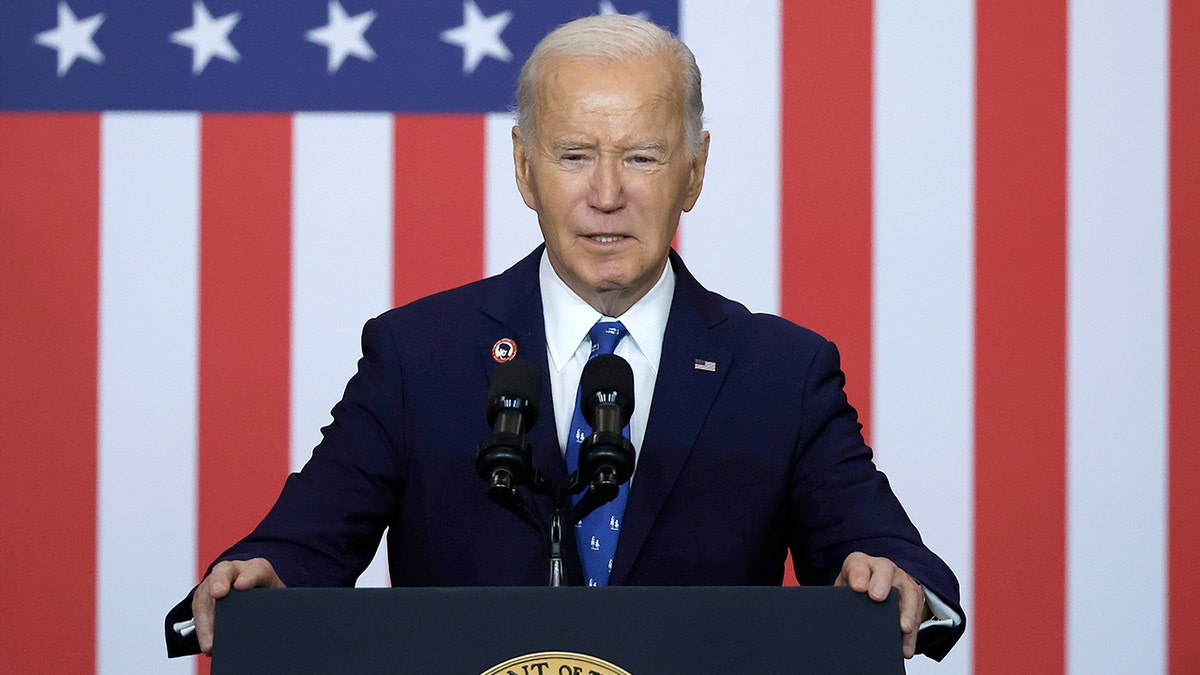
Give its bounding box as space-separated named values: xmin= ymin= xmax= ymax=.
xmin=167 ymin=14 xmax=964 ymax=662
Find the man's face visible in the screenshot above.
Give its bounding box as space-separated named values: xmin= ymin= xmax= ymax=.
xmin=514 ymin=51 xmax=709 ymax=315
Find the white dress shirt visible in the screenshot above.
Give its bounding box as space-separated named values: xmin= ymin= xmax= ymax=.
xmin=538 ymin=250 xmax=674 ymax=463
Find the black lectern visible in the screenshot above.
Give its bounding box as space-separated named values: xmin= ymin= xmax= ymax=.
xmin=212 ymin=586 xmax=903 ymax=674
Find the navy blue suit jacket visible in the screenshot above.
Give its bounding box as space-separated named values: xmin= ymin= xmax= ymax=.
xmin=167 ymin=247 xmax=964 ymax=659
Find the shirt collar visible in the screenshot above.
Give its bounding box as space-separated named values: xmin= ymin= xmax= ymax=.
xmin=539 ymin=250 xmax=675 ymax=373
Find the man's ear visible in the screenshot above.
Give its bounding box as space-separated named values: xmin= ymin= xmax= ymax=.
xmin=682 ymin=130 xmax=710 ymax=213
xmin=512 ymin=126 xmax=538 ymax=211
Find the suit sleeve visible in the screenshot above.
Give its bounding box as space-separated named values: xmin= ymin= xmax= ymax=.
xmin=787 ymin=339 xmax=965 ymax=661
xmin=164 ymin=316 xmax=408 ymax=656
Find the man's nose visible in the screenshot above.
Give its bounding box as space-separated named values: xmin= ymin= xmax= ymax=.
xmin=588 ymin=156 xmax=625 ymax=212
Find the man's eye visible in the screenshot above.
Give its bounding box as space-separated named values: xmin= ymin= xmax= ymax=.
xmin=561 ymin=154 xmax=586 ymax=162
xmin=630 ymin=155 xmax=655 ymax=164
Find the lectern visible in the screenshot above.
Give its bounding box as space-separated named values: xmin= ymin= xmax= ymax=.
xmin=212 ymin=586 xmax=903 ymax=673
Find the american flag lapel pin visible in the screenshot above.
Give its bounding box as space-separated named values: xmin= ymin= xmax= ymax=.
xmin=693 ymin=358 xmax=716 ymax=372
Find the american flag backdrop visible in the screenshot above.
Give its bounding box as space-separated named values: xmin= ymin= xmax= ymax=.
xmin=0 ymin=0 xmax=1196 ymax=673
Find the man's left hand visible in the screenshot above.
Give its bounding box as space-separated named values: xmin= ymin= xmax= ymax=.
xmin=834 ymin=551 xmax=929 ymax=659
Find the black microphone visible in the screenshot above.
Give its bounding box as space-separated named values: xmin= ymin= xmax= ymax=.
xmin=576 ymin=354 xmax=636 ymax=502
xmin=477 ymin=359 xmax=541 ymax=504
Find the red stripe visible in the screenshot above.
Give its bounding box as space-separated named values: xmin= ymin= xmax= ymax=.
xmin=974 ymin=2 xmax=1068 ymax=671
xmin=197 ymin=115 xmax=293 ymax=581
xmin=779 ymin=1 xmax=873 ymax=588
xmin=779 ymin=2 xmax=874 ymax=440
xmin=1170 ymin=2 xmax=1200 ymax=671
xmin=393 ymin=115 xmax=485 ymax=306
xmin=0 ymin=114 xmax=99 ymax=672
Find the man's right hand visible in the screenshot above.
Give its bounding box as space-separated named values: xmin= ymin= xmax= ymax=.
xmin=191 ymin=558 xmax=285 ymax=655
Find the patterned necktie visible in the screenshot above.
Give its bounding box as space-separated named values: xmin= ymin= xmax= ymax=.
xmin=565 ymin=320 xmax=630 ymax=587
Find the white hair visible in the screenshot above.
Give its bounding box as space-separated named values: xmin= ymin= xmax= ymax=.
xmin=515 ymin=14 xmax=705 ymax=156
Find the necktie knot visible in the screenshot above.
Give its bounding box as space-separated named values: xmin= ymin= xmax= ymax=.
xmin=588 ymin=321 xmax=627 ymax=357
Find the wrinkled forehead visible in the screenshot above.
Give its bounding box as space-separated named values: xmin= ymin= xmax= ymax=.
xmin=532 ymin=54 xmax=686 ymax=131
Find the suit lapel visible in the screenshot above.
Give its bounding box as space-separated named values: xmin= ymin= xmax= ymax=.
xmin=477 ymin=247 xmax=566 ymax=528
xmin=609 ymin=253 xmax=731 ymax=584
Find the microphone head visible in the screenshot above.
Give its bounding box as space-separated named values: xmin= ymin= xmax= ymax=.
xmin=486 ymin=359 xmax=541 ymax=428
xmin=580 ymin=353 xmax=635 ymax=422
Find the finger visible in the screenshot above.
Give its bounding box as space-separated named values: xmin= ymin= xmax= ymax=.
xmin=231 ymin=559 xmax=285 ymax=591
xmin=902 ymin=625 xmax=918 ymax=659
xmin=850 ymin=552 xmax=896 ymax=601
xmin=207 ymin=561 xmax=238 ymax=599
xmin=192 ymin=579 xmax=217 ymax=655
xmin=868 ymin=560 xmax=896 ymax=602
xmin=834 ymin=552 xmax=873 ymax=593
xmin=896 ymin=573 xmax=925 ymax=633
xmin=895 ymin=573 xmax=926 ymax=659
xmin=191 ymin=591 xmax=214 ymax=655
xmin=192 ymin=561 xmax=240 ymax=655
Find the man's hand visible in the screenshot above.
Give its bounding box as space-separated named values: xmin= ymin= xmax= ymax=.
xmin=834 ymin=551 xmax=929 ymax=659
xmin=191 ymin=558 xmax=285 ymax=656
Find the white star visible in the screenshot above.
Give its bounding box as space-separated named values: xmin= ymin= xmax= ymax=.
xmin=170 ymin=1 xmax=241 ymax=75
xmin=597 ymin=1 xmax=649 ymax=21
xmin=306 ymin=1 xmax=377 ymax=74
xmin=34 ymin=2 xmax=105 ymax=76
xmin=440 ymin=0 xmax=513 ymax=75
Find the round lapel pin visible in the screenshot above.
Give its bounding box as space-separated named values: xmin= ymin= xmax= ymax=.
xmin=491 ymin=338 xmax=517 ymax=363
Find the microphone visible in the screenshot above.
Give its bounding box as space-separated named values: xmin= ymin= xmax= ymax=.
xmin=576 ymin=354 xmax=636 ymax=503
xmin=476 ymin=359 xmax=541 ymax=505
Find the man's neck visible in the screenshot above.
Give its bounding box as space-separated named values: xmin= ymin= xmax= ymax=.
xmin=553 ymin=260 xmax=670 ymax=318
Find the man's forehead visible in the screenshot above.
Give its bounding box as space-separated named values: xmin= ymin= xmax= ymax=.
xmin=534 ymin=61 xmax=682 ymax=123
xmin=536 ymin=53 xmax=682 ymax=101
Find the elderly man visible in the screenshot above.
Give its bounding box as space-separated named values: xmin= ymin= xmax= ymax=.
xmin=167 ymin=14 xmax=964 ymax=662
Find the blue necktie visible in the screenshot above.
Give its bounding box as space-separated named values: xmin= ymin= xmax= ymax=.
xmin=565 ymin=320 xmax=629 ymax=586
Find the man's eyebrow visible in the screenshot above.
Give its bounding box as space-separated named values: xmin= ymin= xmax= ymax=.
xmin=551 ymin=140 xmax=594 ymax=152
xmin=626 ymin=140 xmax=669 ymax=153
xmin=549 ymin=140 xmax=670 ymax=153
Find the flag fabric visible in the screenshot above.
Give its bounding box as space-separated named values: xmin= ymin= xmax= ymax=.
xmin=1 ymin=1 xmax=1196 ymax=674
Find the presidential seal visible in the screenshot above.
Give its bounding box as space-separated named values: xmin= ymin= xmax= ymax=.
xmin=481 ymin=651 xmax=633 ymax=675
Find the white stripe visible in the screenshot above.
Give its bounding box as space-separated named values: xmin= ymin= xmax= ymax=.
xmin=484 ymin=112 xmax=543 ymax=276
xmin=1066 ymin=1 xmax=1169 ymax=672
xmin=677 ymin=1 xmax=781 ymax=315
xmin=97 ymin=113 xmax=199 ymax=674
xmin=870 ymin=3 xmax=975 ymax=673
xmin=291 ymin=113 xmax=394 ymax=588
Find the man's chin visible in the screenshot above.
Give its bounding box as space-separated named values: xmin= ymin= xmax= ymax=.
xmin=588 ymin=279 xmax=635 ymax=296
xmin=583 ymin=262 xmax=664 ymax=299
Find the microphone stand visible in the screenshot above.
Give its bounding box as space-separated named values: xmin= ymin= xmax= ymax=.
xmin=481 ymin=456 xmax=627 ymax=587
xmin=548 ymin=507 xmax=565 ymax=587
xmin=545 ymin=476 xmax=618 ymax=588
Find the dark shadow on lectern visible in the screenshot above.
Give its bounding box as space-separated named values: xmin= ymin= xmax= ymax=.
xmin=212 ymin=586 xmax=904 ymax=674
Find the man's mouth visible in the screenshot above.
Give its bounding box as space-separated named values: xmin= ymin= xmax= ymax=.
xmin=588 ymin=234 xmax=626 ymax=243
